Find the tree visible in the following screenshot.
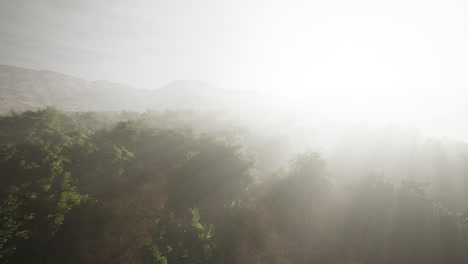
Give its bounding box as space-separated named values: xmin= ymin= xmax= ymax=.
xmin=146 ymin=208 xmax=216 ymax=264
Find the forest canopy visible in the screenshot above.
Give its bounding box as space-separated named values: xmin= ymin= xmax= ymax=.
xmin=0 ymin=107 xmax=467 ymax=264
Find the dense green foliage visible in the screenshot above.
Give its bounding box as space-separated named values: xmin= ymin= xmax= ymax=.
xmin=146 ymin=208 xmax=215 ymax=264
xmin=0 ymin=108 xmax=467 ymax=263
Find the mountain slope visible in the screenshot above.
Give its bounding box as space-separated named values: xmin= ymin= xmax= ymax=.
xmin=0 ymin=65 xmax=147 ymax=112
xmin=137 ymin=79 xmax=282 ymax=111
xmin=0 ymin=65 xmax=282 ymax=113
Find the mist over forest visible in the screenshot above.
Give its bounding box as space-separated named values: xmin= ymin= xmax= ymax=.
xmin=1 ymin=68 xmax=468 ymax=263
xmin=2 ymin=0 xmax=468 ymax=263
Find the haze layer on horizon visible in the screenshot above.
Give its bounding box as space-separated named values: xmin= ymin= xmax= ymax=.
xmin=1 ymin=0 xmax=468 ymax=141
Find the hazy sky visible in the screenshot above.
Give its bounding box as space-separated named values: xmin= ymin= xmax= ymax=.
xmin=1 ymin=0 xmax=468 ymax=140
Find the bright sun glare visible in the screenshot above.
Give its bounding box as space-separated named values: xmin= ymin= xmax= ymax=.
xmin=228 ymin=0 xmax=468 ymax=140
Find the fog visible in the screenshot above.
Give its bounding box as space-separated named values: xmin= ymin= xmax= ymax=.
xmin=1 ymin=0 xmax=468 ymax=140
xmin=1 ymin=1 xmax=468 ymax=263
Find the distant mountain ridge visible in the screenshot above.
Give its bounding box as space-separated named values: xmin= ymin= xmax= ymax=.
xmin=0 ymin=64 xmax=149 ymax=112
xmin=1 ymin=64 xmax=279 ymax=113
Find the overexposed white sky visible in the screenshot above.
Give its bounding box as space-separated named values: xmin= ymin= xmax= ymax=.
xmin=1 ymin=0 xmax=468 ymax=140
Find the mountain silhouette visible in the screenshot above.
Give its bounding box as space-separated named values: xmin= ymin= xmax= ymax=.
xmin=0 ymin=64 xmax=281 ymax=113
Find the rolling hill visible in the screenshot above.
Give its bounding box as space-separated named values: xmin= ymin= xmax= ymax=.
xmin=0 ymin=65 xmax=280 ymax=113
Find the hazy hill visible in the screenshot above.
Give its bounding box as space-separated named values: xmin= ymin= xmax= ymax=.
xmin=0 ymin=65 xmax=281 ymax=113
xmin=137 ymin=79 xmax=279 ymax=111
xmin=0 ymin=64 xmax=149 ymax=112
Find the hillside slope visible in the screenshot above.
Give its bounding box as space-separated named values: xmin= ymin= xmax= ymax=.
xmin=0 ymin=65 xmax=147 ymax=112
xmin=0 ymin=65 xmax=282 ymax=113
